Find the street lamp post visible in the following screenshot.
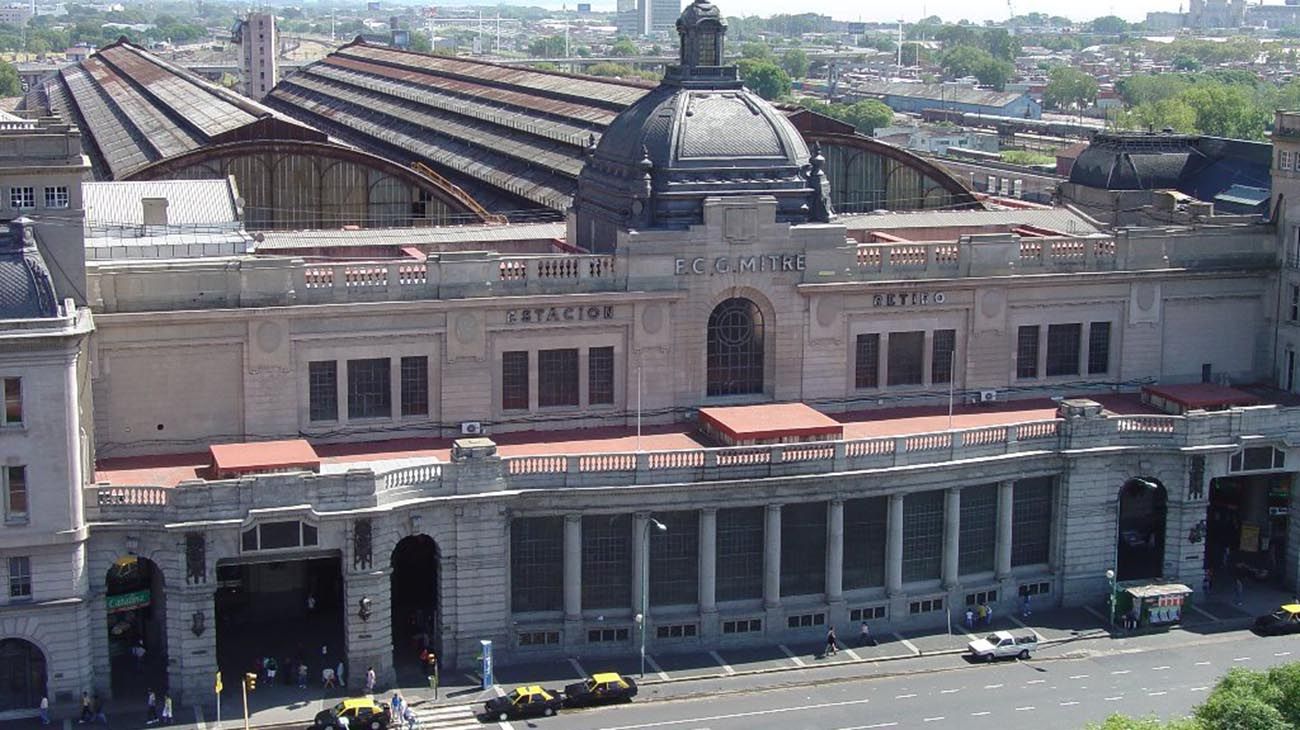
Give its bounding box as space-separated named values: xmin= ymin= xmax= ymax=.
xmin=640 ymin=517 xmax=667 ymax=679
xmin=1106 ymin=568 xmax=1117 ymax=627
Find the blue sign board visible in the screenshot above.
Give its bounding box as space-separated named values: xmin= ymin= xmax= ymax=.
xmin=480 ymin=639 xmax=493 ymax=689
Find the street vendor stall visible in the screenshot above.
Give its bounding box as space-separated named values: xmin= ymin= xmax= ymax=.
xmin=1118 ymin=583 xmax=1194 ymax=627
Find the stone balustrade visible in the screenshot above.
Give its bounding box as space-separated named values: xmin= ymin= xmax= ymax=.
xmin=85 ymin=403 xmax=1300 ymax=523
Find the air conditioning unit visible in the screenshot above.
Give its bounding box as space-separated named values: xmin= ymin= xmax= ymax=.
xmin=979 ymin=390 xmax=998 ymax=403
xmin=460 ymin=421 xmax=483 ymax=436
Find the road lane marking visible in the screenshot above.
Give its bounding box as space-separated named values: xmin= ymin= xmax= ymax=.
xmin=1009 ymin=616 xmax=1046 ymax=642
xmin=1190 ymin=604 xmax=1219 ymax=621
xmin=970 ymin=712 xmax=991 ymax=717
xmin=1026 ymin=679 xmax=1045 ymax=685
xmin=1111 ymin=670 xmax=1131 ymax=675
xmin=1082 ymin=605 xmax=1112 ymax=625
xmin=984 ymin=684 xmax=1003 ymax=689
xmin=708 ymin=650 xmax=735 ymax=675
xmin=1194 ymin=661 xmax=1211 ymax=666
xmin=1276 ymin=652 xmax=1293 ymax=657
xmin=593 ymin=698 xmax=873 ymax=730
xmin=1104 ymin=696 xmax=1123 ymax=702
xmin=1149 ymin=692 xmax=1167 ymax=697
xmin=1152 ymin=665 xmax=1171 ymax=671
xmin=893 ymin=632 xmax=921 ymax=655
xmin=780 ymin=644 xmax=806 ymax=667
xmin=1015 ymin=706 xmax=1035 ymax=711
xmin=1069 ymin=674 xmax=1089 ymax=680
xmin=940 ymin=689 xmax=960 ymax=694
xmin=1191 ymin=687 xmax=1209 ymax=692
xmin=894 ymin=694 xmax=917 ymax=699
xmin=923 ymin=718 xmax=945 ymax=723
xmin=645 ymin=654 xmax=670 ymax=681
xmin=1060 ymin=701 xmax=1079 ymax=707
xmin=569 ymin=657 xmax=589 ymax=677
xmin=842 ymin=724 xmax=896 ymax=729
xmin=1233 ymin=657 xmax=1251 ymax=662
xmin=843 ymin=647 xmax=862 ymax=661
xmin=498 ymin=723 xmax=513 ymax=730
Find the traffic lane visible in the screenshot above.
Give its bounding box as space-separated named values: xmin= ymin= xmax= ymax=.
xmin=542 ymin=631 xmax=1300 ymax=730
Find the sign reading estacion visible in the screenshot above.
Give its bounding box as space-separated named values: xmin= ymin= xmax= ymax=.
xmin=674 ymin=254 xmax=807 ymax=275
xmin=873 ymin=292 xmax=947 ymax=307
xmin=506 ymin=305 xmax=614 ymax=324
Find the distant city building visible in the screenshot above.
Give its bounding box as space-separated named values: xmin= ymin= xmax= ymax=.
xmin=0 ymin=3 xmax=32 ymax=26
xmin=1189 ymin=0 xmax=1246 ymax=28
xmin=845 ymin=80 xmax=1042 ymax=120
xmin=637 ymin=0 xmax=682 ymax=35
xmin=615 ymin=0 xmax=639 ymax=35
xmin=232 ymin=11 xmax=279 ymax=100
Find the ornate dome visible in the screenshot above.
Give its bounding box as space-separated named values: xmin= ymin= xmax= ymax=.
xmin=571 ymin=0 xmax=832 ymax=252
xmin=0 ymin=219 xmax=59 ymax=319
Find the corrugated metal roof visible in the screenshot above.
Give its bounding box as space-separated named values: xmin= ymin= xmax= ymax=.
xmin=84 ymin=179 xmax=241 ymax=228
xmin=847 ymin=80 xmax=1028 ymax=109
xmin=839 ymin=207 xmax=1102 ymax=235
xmin=255 ymin=221 xmax=567 ymax=250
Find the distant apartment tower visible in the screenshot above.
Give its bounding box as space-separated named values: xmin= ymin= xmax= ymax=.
xmin=636 ymin=0 xmax=682 ymax=35
xmin=232 ymin=11 xmax=278 ymax=100
xmin=615 ymin=0 xmax=639 ymax=35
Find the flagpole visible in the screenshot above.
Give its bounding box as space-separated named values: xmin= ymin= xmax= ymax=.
xmin=947 ymin=349 xmax=955 ymax=431
xmin=636 ymin=364 xmax=643 ymax=452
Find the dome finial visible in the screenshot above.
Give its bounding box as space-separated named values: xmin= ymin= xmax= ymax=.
xmin=807 ymin=141 xmax=833 ymax=223
xmin=585 ymin=133 xmax=597 ymax=159
xmin=639 ymin=145 xmax=654 ymax=175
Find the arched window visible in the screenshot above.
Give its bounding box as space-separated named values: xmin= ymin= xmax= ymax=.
xmin=707 ymin=298 xmax=765 ymax=396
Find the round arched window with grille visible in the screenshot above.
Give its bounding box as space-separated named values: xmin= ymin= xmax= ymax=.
xmin=707 ymin=298 xmax=765 ymax=396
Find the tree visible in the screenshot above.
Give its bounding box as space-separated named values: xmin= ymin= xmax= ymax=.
xmin=528 ymin=35 xmax=566 ymax=58
xmin=587 ymin=62 xmax=634 ymax=77
xmin=1120 ymin=98 xmax=1197 ymax=133
xmin=1090 ymin=15 xmax=1130 ymax=34
xmin=1043 ymin=66 xmax=1098 ymax=110
xmin=740 ymin=41 xmax=771 ymax=60
xmin=940 ymin=46 xmax=992 ymax=80
xmin=736 ymin=59 xmax=790 ymax=100
xmin=982 ymin=28 xmax=1020 ymax=62
xmin=0 ymin=59 xmax=18 ymax=97
xmin=900 ymin=43 xmax=930 ymax=67
xmin=781 ymin=48 xmax=809 ymax=79
xmin=843 ymin=99 xmax=894 ymax=134
xmin=1180 ymin=82 xmax=1270 ymax=139
xmin=1172 ymin=55 xmax=1202 ymax=71
xmin=975 ymin=57 xmax=1014 ymax=90
xmin=408 ymin=31 xmax=432 ymax=54
xmin=610 ymin=37 xmax=637 ymax=57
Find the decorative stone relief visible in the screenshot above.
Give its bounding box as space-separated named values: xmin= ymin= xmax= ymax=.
xmin=974 ymin=288 xmax=1006 ymax=333
xmin=1188 ymin=455 xmax=1205 ymax=500
xmin=354 ymin=519 xmax=373 ymax=570
xmin=1130 ymin=282 xmax=1162 ymax=324
xmin=185 ymin=532 xmax=206 ymax=584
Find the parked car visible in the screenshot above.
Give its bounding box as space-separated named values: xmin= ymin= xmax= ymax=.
xmin=967 ymin=630 xmax=1038 ymax=661
xmin=1253 ymin=604 xmax=1300 ymax=636
xmin=314 ymin=698 xmax=391 ymax=730
xmin=564 ymin=672 xmax=638 ymax=707
xmin=484 ymin=685 xmax=563 ymax=721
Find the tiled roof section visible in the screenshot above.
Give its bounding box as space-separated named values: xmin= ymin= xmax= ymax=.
xmin=838 ymin=207 xmax=1102 ymax=235
xmin=84 ymin=179 xmax=241 ymax=229
xmin=254 ymin=221 xmax=566 ymax=250
xmin=0 ymin=219 xmax=60 ymax=319
xmin=263 ymin=40 xmax=655 ymax=214
xmin=31 ymin=40 xmax=323 ymax=180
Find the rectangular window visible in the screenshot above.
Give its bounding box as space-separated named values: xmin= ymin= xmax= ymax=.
xmin=958 ymin=484 xmax=997 ymax=576
xmin=901 ymin=490 xmax=945 ymax=583
xmin=43 ymin=186 xmax=69 ymax=209
xmin=399 ymin=356 xmax=428 ymax=417
xmin=1045 ymin=324 xmax=1081 ymax=377
xmin=886 ymin=331 xmax=925 ymax=386
xmin=586 ymin=628 xmax=630 ymax=642
xmin=518 ymin=630 xmax=560 ymax=646
xmin=582 ymin=514 xmax=631 ymax=610
xmin=538 ymin=348 xmax=579 ymax=408
xmin=2 ymin=378 xmax=20 ymax=425
xmin=8 ymin=187 xmax=32 ymax=210
xmin=8 ymin=556 xmax=29 ymax=598
xmin=1019 ymin=582 xmax=1050 ymax=597
xmin=308 ymin=361 xmax=337 ymax=422
xmin=502 ymin=351 xmax=529 ymax=410
xmin=347 ymin=358 xmax=391 ymax=419
xmin=843 ymin=496 xmax=887 ymax=590
xmin=1016 ymin=326 xmax=1040 ymax=379
xmin=510 ymin=517 xmax=564 ymax=613
xmin=850 ymin=606 xmax=887 ymax=622
xmin=909 ymin=597 xmax=943 ymax=614
xmin=1087 ymin=322 xmax=1111 ymax=375
xmin=931 ymin=329 xmax=956 ymax=384
xmin=1284 ymin=150 xmax=1294 ymax=171
xmin=650 ymin=511 xmax=698 ymax=606
xmin=780 ymin=502 xmax=826 ymax=597
xmin=655 ymin=623 xmax=698 ymax=639
xmin=716 ymin=506 xmax=764 ymax=601
xmin=4 ymin=466 xmax=25 ymax=521
xmin=964 ymin=589 xmax=998 ymax=606
xmin=1291 ymin=285 xmax=1299 ymax=322
xmin=855 ymin=334 xmax=879 ymax=389
xmin=1011 ymin=477 xmax=1054 ymax=567
xmin=786 ymin=612 xmax=826 ymax=628
xmin=588 ymin=346 xmax=615 ymax=405
xmin=722 ymin=619 xmax=762 ymax=634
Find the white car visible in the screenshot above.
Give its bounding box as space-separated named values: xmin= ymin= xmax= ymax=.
xmin=967 ymin=630 xmax=1037 ymax=661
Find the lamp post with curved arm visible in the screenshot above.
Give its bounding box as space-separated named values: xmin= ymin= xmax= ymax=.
xmin=639 ymin=517 xmax=667 ymax=679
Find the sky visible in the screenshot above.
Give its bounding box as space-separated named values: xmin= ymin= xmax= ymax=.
xmin=550 ymin=0 xmax=1194 ymax=24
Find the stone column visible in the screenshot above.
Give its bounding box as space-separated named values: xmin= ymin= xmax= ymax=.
xmin=943 ymin=487 xmax=962 ymax=589
xmin=699 ymin=508 xmax=717 ymax=613
xmin=632 ymin=512 xmax=649 ymax=618
xmin=827 ymin=500 xmax=844 ymax=602
xmin=343 ymin=568 xmax=393 ymax=690
xmin=886 ymin=493 xmax=904 ymax=595
xmin=563 ymin=514 xmax=582 ymax=621
xmin=996 ymin=480 xmax=1014 ymax=579
xmin=763 ymin=504 xmax=782 ymax=610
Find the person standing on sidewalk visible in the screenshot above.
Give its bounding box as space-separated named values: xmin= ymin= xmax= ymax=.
xmin=365 ymin=666 xmax=376 ymax=694
xmin=79 ymin=691 xmax=92 ymax=724
xmin=91 ymin=695 xmax=108 ymax=728
xmin=145 ymin=689 xmax=158 ymax=725
xmin=39 ymin=695 xmax=49 ymax=725
xmin=337 ymin=661 xmax=346 ymax=689
xmin=298 ymin=662 xmax=309 ymax=689
xmin=390 ymin=692 xmax=404 ymax=722
xmin=824 ymin=627 xmax=838 ymax=656
xmin=161 ymin=694 xmax=172 ymax=725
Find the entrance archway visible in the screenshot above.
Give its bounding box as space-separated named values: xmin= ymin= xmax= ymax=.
xmin=390 ymin=535 xmax=439 ymax=681
xmin=1117 ymin=478 xmax=1168 ymax=582
xmin=706 ymin=298 xmax=765 ymax=397
xmin=0 ymin=639 xmax=45 ymax=712
xmin=106 ymin=556 xmax=166 ymax=697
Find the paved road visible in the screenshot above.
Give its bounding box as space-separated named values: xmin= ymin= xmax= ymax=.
xmin=430 ymin=629 xmax=1300 ymax=729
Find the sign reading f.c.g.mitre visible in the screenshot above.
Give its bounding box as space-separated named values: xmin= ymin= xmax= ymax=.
xmin=674 ymin=254 xmax=807 ymax=275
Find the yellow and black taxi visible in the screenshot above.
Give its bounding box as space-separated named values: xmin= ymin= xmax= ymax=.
xmin=1254 ymin=604 xmax=1300 ymax=636
xmin=483 ymin=685 xmax=563 ymax=721
xmin=563 ymin=672 xmax=639 ymax=707
xmin=313 ymin=698 xmax=391 ymax=730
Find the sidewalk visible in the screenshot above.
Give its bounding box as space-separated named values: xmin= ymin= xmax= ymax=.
xmin=13 ymin=594 xmax=1277 ymax=730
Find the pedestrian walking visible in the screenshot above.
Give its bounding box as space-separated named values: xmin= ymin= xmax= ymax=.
xmin=391 ymin=692 xmax=404 ymax=721
xmin=132 ymin=641 xmax=146 ymax=670
xmin=1021 ymin=594 xmax=1032 ymax=617
xmin=161 ymin=695 xmax=172 ymax=725
xmin=322 ymin=667 xmax=336 ymax=689
xmin=976 ymin=603 xmax=988 ymax=625
xmin=91 ymin=695 xmax=108 ymax=728
xmin=859 ymin=621 xmax=876 ymax=647
xmin=824 ymin=627 xmax=838 ymax=656
xmin=1234 ymin=576 xmax=1245 ymax=605
xmin=337 ymin=661 xmax=346 ymax=689
xmin=964 ymin=608 xmax=974 ymax=628
xmin=39 ymin=695 xmax=49 ymax=726
xmin=80 ymin=691 xmax=92 ymax=724
xmin=983 ymin=602 xmax=993 ymax=626
xmin=337 ymin=714 xmax=349 ymax=730
xmin=298 ymin=662 xmax=309 ymax=689
xmin=365 ymin=666 xmax=376 ymax=694
xmin=402 ymin=707 xmax=417 ymax=730
xmin=265 ymin=656 xmax=278 ymax=684
xmin=146 ymin=689 xmax=158 ymax=725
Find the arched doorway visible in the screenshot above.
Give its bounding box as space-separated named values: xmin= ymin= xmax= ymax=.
xmin=105 ymin=556 xmax=166 ymax=696
xmin=1117 ymin=478 xmax=1168 ymax=581
xmin=0 ymin=639 xmax=45 ymax=712
xmin=706 ymin=298 xmax=765 ymax=397
xmin=390 ymin=535 xmax=439 ymax=682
